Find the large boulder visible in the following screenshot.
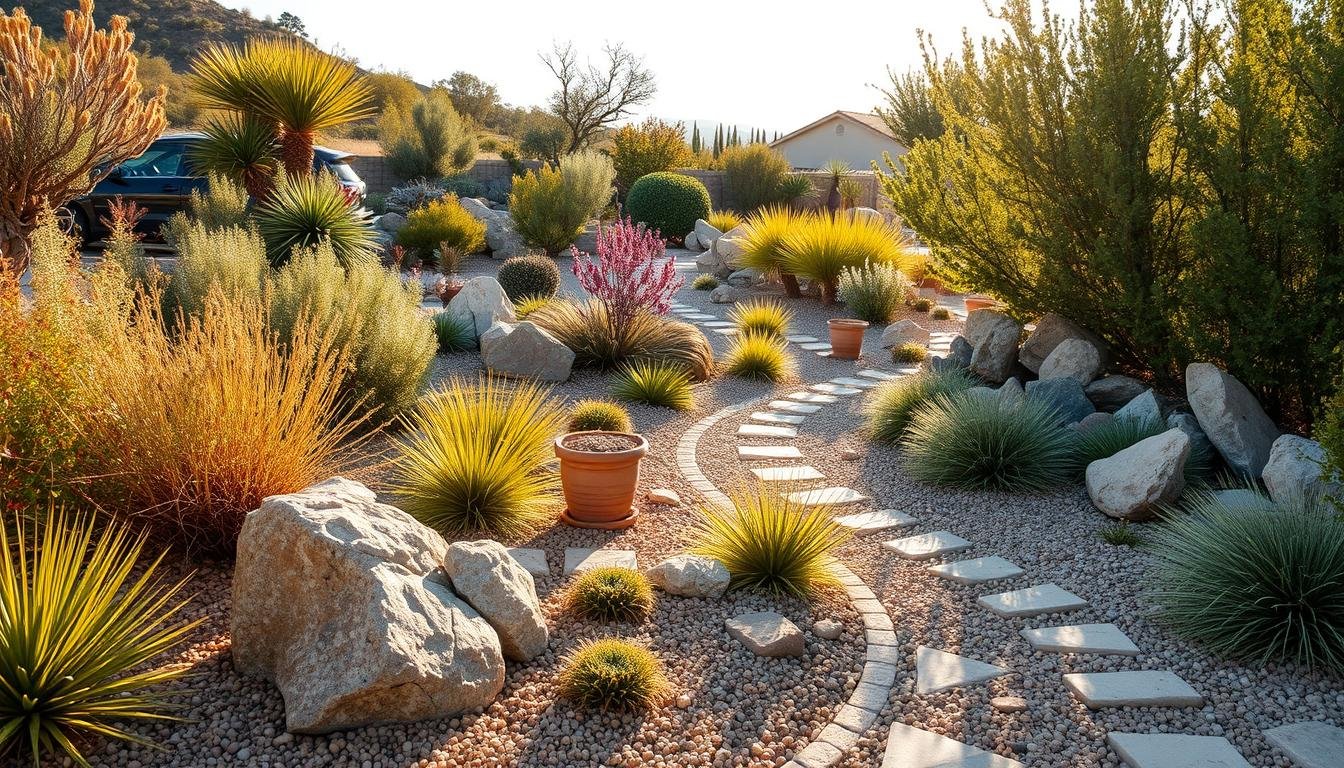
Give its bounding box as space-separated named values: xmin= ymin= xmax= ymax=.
xmin=1185 ymin=362 xmax=1279 ymax=477
xmin=1026 ymin=377 xmax=1095 ymax=425
xmin=443 ymin=541 xmax=548 ymax=662
xmin=1019 ymin=314 xmax=1108 ymax=373
xmin=881 ymin=319 xmax=930 ymax=349
xmin=1085 ymin=429 xmax=1190 ymax=521
xmin=684 ymin=231 xmax=702 ymax=252
xmin=1262 ymin=434 xmax=1343 ymax=505
xmin=693 ymin=219 xmax=724 ymax=248
xmin=646 ymin=554 xmax=731 ymax=598
xmin=947 ymin=336 xmax=973 ymax=368
xmin=710 ymin=284 xmax=741 ymax=304
xmin=850 ymin=207 xmax=883 ymax=223
xmin=377 ymin=212 xmax=407 ymax=234
xmin=712 ymin=224 xmax=750 ymax=269
xmin=727 ymin=267 xmax=763 ymax=288
xmin=1114 ymin=389 xmax=1163 ymax=426
xmin=1038 ymin=338 xmax=1102 ymax=385
xmin=232 ymin=478 xmax=505 ymax=734
xmin=997 ymin=377 xmax=1026 ymax=407
xmin=694 ymin=249 xmax=730 ymax=278
xmin=479 ymin=321 xmax=574 ymax=382
xmin=966 ymin=310 xmax=1022 ymax=384
xmin=446 ymin=276 xmax=516 ymax=340
xmin=1166 ymin=412 xmax=1213 ymax=466
xmin=573 ymin=221 xmax=600 ymax=254
xmin=460 ymin=197 xmax=535 ymax=258
xmin=1085 ymin=375 xmax=1148 ymax=412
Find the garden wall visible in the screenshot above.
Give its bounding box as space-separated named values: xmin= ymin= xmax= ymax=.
xmin=349 ymin=156 xmax=542 ymax=195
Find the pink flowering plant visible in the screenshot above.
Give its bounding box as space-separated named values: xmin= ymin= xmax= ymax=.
xmin=570 ymin=215 xmax=683 ymax=346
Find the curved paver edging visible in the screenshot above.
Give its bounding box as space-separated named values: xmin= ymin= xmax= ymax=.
xmin=676 ymin=392 xmax=897 ymax=768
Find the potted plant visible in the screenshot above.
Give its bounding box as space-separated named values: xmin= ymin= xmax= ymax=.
xmin=434 ymin=243 xmax=465 ymax=305
xmin=554 ymin=431 xmax=649 ymax=529
xmin=828 ymin=318 xmax=869 ymax=359
xmin=964 ymin=294 xmax=998 ymax=312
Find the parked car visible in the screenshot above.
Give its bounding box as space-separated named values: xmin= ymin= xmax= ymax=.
xmin=57 ymin=132 xmax=367 ymax=246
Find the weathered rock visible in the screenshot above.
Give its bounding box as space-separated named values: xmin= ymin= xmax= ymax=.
xmin=880 ymin=319 xmax=930 ymax=349
xmin=573 ymin=221 xmax=600 ymax=254
xmin=1114 ymin=389 xmax=1163 ymax=426
xmin=850 ymin=206 xmax=883 ymax=223
xmin=1085 ymin=429 xmax=1190 ymax=521
xmin=710 ymin=284 xmax=741 ymax=304
xmin=727 ymin=267 xmax=762 ymax=288
xmin=459 ymin=197 xmax=529 ymax=258
xmin=725 ymin=611 xmax=805 ymax=657
xmin=1038 ymin=338 xmax=1101 ymax=385
xmin=812 ymin=619 xmax=843 ymax=640
xmin=1262 ymin=434 xmax=1342 ymax=505
xmin=442 ymin=540 xmax=548 ymax=662
xmin=693 ymin=219 xmax=723 ymax=247
xmin=998 ymin=377 xmax=1026 ymax=407
xmin=646 ymin=554 xmax=730 ymax=598
xmin=694 ymin=249 xmax=723 ymax=274
xmin=647 ymin=488 xmax=681 ymax=506
xmin=1019 ymin=313 xmax=1108 ymax=373
xmin=1186 ymin=362 xmax=1279 ymax=477
xmin=991 ymin=696 xmax=1029 ymax=713
xmin=1166 ymin=412 xmax=1214 ymax=466
xmin=479 ymin=321 xmax=574 ymax=381
xmin=947 ymin=336 xmax=973 ymax=368
xmin=963 ymin=308 xmax=1015 ymax=347
xmin=967 ymin=310 xmax=1022 ymax=384
xmin=1075 ymin=411 xmax=1115 ymax=434
xmin=1026 ymin=377 xmax=1096 ymax=425
xmin=377 ymin=212 xmax=407 ymax=233
xmin=683 ymin=231 xmax=701 ymax=252
xmin=1085 ymin=375 xmax=1148 ymax=412
xmin=232 ymin=478 xmax=505 ymax=733
xmin=712 ymin=224 xmax=750 ymax=269
xmin=445 ymin=276 xmax=516 ymax=340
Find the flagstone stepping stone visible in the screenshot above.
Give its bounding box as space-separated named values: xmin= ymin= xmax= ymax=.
xmin=811 ymin=383 xmax=862 ymax=395
xmin=751 ymin=465 xmax=825 ymax=482
xmin=751 ymin=411 xmax=805 ymax=425
xmin=672 ymin=308 xmax=699 ymax=314
xmin=712 ymin=327 xmax=740 ymax=335
xmin=738 ymin=424 xmax=797 ymax=438
xmin=786 ymin=335 xmax=819 ymax=343
xmin=858 ymin=369 xmax=899 ymax=380
xmin=507 ymin=548 xmax=550 ymax=577
xmin=564 ymin=548 xmax=637 ymax=575
xmin=1107 ymin=733 xmax=1250 ymax=768
xmin=915 ymin=646 xmax=1010 ymax=694
xmin=831 ymin=377 xmax=880 ymax=389
xmin=701 ymin=320 xmax=734 ymax=327
xmin=927 ymin=556 xmax=1025 ymax=585
xmin=800 ymin=342 xmax=833 ymax=351
xmin=785 ymin=486 xmax=868 ymax=506
xmin=1264 ymin=722 xmax=1344 ymax=768
xmin=1063 ymin=671 xmax=1204 ymax=709
xmin=1020 ymin=623 xmax=1140 ymax=656
xmin=768 ymin=400 xmax=822 ymax=414
xmin=788 ymin=391 xmax=839 ymax=403
xmin=895 ymin=366 xmax=922 ymax=375
xmin=834 ymin=509 xmax=917 ymax=532
xmin=817 ymin=351 xmax=833 ymax=357
xmin=684 ymin=313 xmax=716 ymax=320
xmin=882 ymin=531 xmax=973 ymax=560
xmin=882 ymin=723 xmax=1025 ymax=768
xmin=977 ymin=583 xmax=1088 ymax=617
xmin=738 ymin=445 xmax=804 ymax=460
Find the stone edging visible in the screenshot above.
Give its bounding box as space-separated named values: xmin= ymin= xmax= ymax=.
xmin=676 ymin=393 xmax=897 ymax=768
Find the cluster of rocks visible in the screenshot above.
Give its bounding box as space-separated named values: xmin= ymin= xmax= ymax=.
xmin=457 ymin=197 xmax=544 ymax=260
xmin=684 ymin=219 xmax=771 ymax=303
xmin=440 ymin=275 xmax=575 ymax=381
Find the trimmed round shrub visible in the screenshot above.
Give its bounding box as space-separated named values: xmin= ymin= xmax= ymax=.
xmin=497 ymin=254 xmax=561 ymax=301
xmin=564 ymin=566 xmax=655 ymax=622
xmin=626 ymin=172 xmax=711 ymax=239
xmin=692 ymin=274 xmax=719 ymax=291
xmin=865 ymin=368 xmax=975 ymax=443
xmin=569 ymin=399 xmax=633 ymax=432
xmin=611 ymin=360 xmax=695 ymax=411
xmin=723 ymin=332 xmax=796 ymax=382
xmin=558 ymin=638 xmax=670 ymax=712
xmin=891 ymin=343 xmax=927 ymax=364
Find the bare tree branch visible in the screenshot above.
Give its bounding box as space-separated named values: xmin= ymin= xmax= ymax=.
xmin=540 ymin=41 xmax=656 ymax=154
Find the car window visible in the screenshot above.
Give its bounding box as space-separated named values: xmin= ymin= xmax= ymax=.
xmin=118 ymin=142 xmax=187 ymax=178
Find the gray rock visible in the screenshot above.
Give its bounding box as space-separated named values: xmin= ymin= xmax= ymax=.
xmin=727 ymin=267 xmax=763 ymax=288
xmin=459 ymin=197 xmax=529 ymax=258
xmin=812 ymin=619 xmax=843 ymax=640
xmin=709 ymin=284 xmax=740 ymax=304
xmin=966 ymin=386 xmax=999 ymax=402
xmin=713 ymin=230 xmax=748 ymax=271
xmin=479 ymin=320 xmax=574 ymax=382
xmin=646 ymin=554 xmax=730 ymax=598
xmin=573 ymin=221 xmax=600 ymax=254
xmin=694 ymin=248 xmax=724 ymax=275
xmin=1038 ymin=338 xmax=1101 ymax=385
xmin=725 ymin=611 xmax=804 ymax=657
xmin=683 ymin=230 xmax=701 ymax=252
xmin=1019 ymin=313 xmax=1108 ymax=373
xmin=1114 ymin=389 xmax=1163 ymax=426
xmin=1075 ymin=411 xmax=1115 ymax=434
xmin=998 ymin=377 xmax=1026 ymax=407
xmin=1085 ymin=428 xmax=1190 ymax=521
xmin=963 ymin=308 xmax=1014 ymax=347
xmin=1166 ymin=412 xmax=1214 ymax=466
xmin=967 ymin=310 xmax=1022 ymax=384
xmin=1262 ymin=434 xmax=1342 ymax=505
xmin=1026 ymin=377 xmax=1096 ymax=425
xmin=880 ymin=319 xmax=930 ymax=349
xmin=947 ymin=336 xmax=973 ymax=369
xmin=693 ymin=218 xmax=723 ymax=248
xmin=1085 ymin=375 xmax=1148 ymax=412
xmin=850 ymin=206 xmax=884 ymax=223
xmin=1264 ymin=721 xmax=1344 ymax=768
xmin=443 ymin=540 xmax=548 ymax=662
xmin=1186 ymin=362 xmax=1279 ymax=477
xmin=377 ymin=212 xmax=407 ymax=233
xmin=445 ymin=276 xmax=516 ymax=340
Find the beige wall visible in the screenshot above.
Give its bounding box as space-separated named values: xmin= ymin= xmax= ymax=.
xmin=772 ymin=116 xmax=908 ymax=172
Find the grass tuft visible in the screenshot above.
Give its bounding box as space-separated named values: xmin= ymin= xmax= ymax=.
xmin=528 ymin=299 xmax=714 ymax=381
xmin=558 ymin=638 xmax=671 ymax=712
xmin=432 ymin=312 xmax=475 ymax=353
xmin=891 ymin=343 xmax=927 ymax=364
xmin=930 ymin=306 xmax=952 ymax=320
xmin=564 ymin=567 xmax=655 ymax=622
xmin=611 ymin=360 xmax=695 ymax=411
xmin=728 ymin=299 xmax=793 ymax=338
xmin=691 ymin=274 xmax=719 ymax=291
xmin=865 ymin=368 xmax=975 ymax=443
xmin=568 ymin=399 xmax=633 ymax=432
xmin=513 ymin=294 xmax=556 ymax=319
xmin=911 ymin=297 xmax=933 ymax=312
xmin=723 ymin=332 xmax=796 ymax=382
xmin=707 ymin=209 xmax=743 ymax=233
xmin=1099 ymin=523 xmax=1144 ymax=547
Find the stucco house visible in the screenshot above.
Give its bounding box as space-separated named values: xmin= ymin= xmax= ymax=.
xmin=769 ymin=111 xmax=908 ymax=171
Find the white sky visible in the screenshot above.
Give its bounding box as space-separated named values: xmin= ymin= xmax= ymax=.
xmin=223 ymin=0 xmax=1007 ymax=133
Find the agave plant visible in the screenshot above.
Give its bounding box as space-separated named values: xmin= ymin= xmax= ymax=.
xmin=189 ymin=112 xmax=278 ymax=200
xmin=254 ymin=173 xmax=379 ymax=267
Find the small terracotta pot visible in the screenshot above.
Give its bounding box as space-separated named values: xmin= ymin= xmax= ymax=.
xmin=963 ymin=295 xmax=997 ymax=312
xmin=555 ymin=431 xmax=649 ymax=530
xmin=828 ymin=318 xmax=869 ymax=360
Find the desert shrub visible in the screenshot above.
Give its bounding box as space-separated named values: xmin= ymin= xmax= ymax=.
xmin=609 ymin=118 xmax=692 ymax=193
xmin=390 ymin=375 xmax=565 ymax=538
xmin=529 ymin=300 xmax=714 ymax=381
xmin=432 ymin=312 xmax=475 ymax=353
xmin=513 ymin=294 xmax=557 ymax=319
xmin=1320 ymin=372 xmax=1344 ymax=485
xmin=558 ymin=638 xmax=670 ymax=712
xmin=395 ymin=195 xmax=487 ymax=260
xmin=564 ymin=567 xmax=655 ymax=622
xmin=1146 ymin=494 xmax=1344 ymax=672
xmin=0 ymin=512 xmax=199 ymax=767
xmin=379 ymin=89 xmax=477 ymax=180
xmin=1100 ymin=523 xmax=1144 ymax=547
xmin=781 ymin=215 xmax=908 ymax=304
xmin=723 ymin=332 xmax=796 ymax=382
xmin=611 ymin=360 xmax=695 ymax=410
xmin=254 ymin=173 xmax=379 ymax=267
xmin=562 ymin=150 xmax=618 ymax=221
xmin=691 ymin=274 xmax=719 ymax=290
xmin=187 ymin=171 xmax=252 ymax=229
xmin=569 ymin=399 xmax=633 ymax=432
xmin=930 ymin=306 xmax=952 ymax=320
xmin=720 ymin=144 xmax=792 ymax=211
xmin=892 ymin=343 xmax=927 ymax=364
xmin=728 ymin=299 xmax=793 ymax=338
xmin=865 ymin=368 xmax=976 ymax=443
xmin=384 ymin=180 xmax=449 ymax=214
xmin=693 ymin=487 xmax=850 ymax=599
xmin=99 ymin=199 xmax=151 ymax=283
xmin=839 ymin=262 xmax=910 ymax=323
xmin=497 ymin=253 xmax=561 ymax=300
xmin=625 ymin=172 xmax=711 ymax=239
xmin=441 ymin=174 xmax=484 ymax=200
xmin=510 ymin=154 xmax=615 ymax=255
xmin=903 ymin=392 xmax=1075 ymax=491
xmin=165 ymin=219 xmax=266 ymax=319
xmin=911 ymin=297 xmax=933 ymax=312
xmin=777 ymin=174 xmax=818 ymax=207
xmin=707 ymin=209 xmax=743 ymax=233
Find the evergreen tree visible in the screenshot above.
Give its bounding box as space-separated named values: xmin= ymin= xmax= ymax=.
xmin=690 ymin=123 xmax=701 ymax=154
xmin=713 ymin=125 xmax=722 ymax=158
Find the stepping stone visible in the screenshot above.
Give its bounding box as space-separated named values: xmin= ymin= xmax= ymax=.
xmin=895 ymin=366 xmax=922 ymax=375
xmin=1063 ymin=671 xmax=1204 ymax=709
xmin=800 ymin=342 xmax=833 ymax=351
xmin=785 ymin=486 xmax=868 ymax=506
xmin=1107 ymin=733 xmax=1250 ymax=768
xmin=977 ymin=583 xmax=1088 ymax=618
xmin=751 ymin=465 xmax=825 ymax=482
xmin=751 ymin=411 xmax=805 ymax=425
xmin=811 ymin=383 xmax=861 ymax=395
xmin=768 ymin=400 xmax=822 ymax=414
xmin=684 ymin=313 xmax=716 ymax=320
xmin=834 ymin=509 xmax=917 ymax=532
xmin=711 ymin=327 xmax=739 ymax=335
xmin=1265 ymin=722 xmax=1344 ymax=768
xmin=915 ymin=646 xmax=1010 ymax=694
xmin=564 ymin=548 xmax=637 ymax=575
xmin=737 ymin=424 xmax=797 ymax=438
xmin=858 ymin=369 xmax=899 ymax=380
xmin=1020 ymin=623 xmax=1140 ymax=656
xmin=507 ymin=548 xmax=550 ymax=577
xmin=882 ymin=723 xmax=1025 ymax=768
xmin=830 ymin=377 xmax=880 ymax=389
xmin=788 ymin=391 xmax=838 ymax=403
xmin=817 ymin=350 xmax=833 ymax=357
xmin=738 ymin=445 xmax=804 ymax=460
xmin=927 ymin=556 xmax=1025 ymax=585
xmin=701 ymin=320 xmax=735 ymax=327
xmin=725 ymin=611 xmax=804 ymax=657
xmin=786 ymin=335 xmax=819 ymax=343
xmin=882 ymin=531 xmax=973 ymax=560
xmin=672 ymin=308 xmax=699 ymax=314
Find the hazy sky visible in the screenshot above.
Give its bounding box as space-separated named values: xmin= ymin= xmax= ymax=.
xmin=223 ymin=0 xmax=1007 ymax=133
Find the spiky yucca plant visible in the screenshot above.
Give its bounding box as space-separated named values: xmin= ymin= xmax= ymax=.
xmin=611 ymin=360 xmax=696 ymax=411
xmin=564 ymin=567 xmax=655 ymax=622
xmin=865 ymin=368 xmax=975 ymax=443
xmin=723 ymin=332 xmax=796 ymax=382
xmin=189 ymin=112 xmax=278 ymax=200
xmin=739 ymin=206 xmax=809 ymax=297
xmin=0 ymin=512 xmax=199 ymax=767
xmin=558 ymin=638 xmax=670 ymax=712
xmin=728 ymin=299 xmax=793 ymax=338
xmin=254 ymin=173 xmax=379 ymax=267
xmin=568 ymin=399 xmax=633 ymax=432
xmin=781 ymin=215 xmax=908 ymax=304
xmin=391 ymin=376 xmax=566 ymax=538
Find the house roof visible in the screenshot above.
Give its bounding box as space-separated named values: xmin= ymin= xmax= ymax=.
xmin=770 ymin=110 xmax=899 ymax=147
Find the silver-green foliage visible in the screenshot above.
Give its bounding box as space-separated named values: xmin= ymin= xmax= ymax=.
xmin=865 ymin=368 xmax=975 ymax=443
xmin=839 ymin=262 xmax=910 ymax=324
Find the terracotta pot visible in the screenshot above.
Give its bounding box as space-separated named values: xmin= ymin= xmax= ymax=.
xmin=963 ymin=295 xmax=998 ymax=312
xmin=828 ymin=318 xmax=869 ymax=360
xmin=555 ymin=431 xmax=649 ymax=530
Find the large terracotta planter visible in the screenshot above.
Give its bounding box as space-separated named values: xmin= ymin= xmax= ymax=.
xmin=828 ymin=318 xmax=869 ymax=360
xmin=963 ymin=294 xmax=998 ymax=312
xmin=555 ymin=431 xmax=649 ymax=530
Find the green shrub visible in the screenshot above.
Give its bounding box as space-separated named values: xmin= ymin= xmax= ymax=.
xmin=723 ymin=332 xmax=796 ymax=382
xmin=441 ymin=174 xmax=484 ymax=199
xmin=865 ymin=368 xmax=975 ymax=443
xmin=693 ymin=487 xmax=850 ymax=599
xmin=707 ymin=209 xmax=743 ymax=233
xmin=390 ymin=375 xmax=566 ymax=537
xmin=432 ymin=312 xmax=474 ymax=353
xmin=497 ymin=254 xmax=561 ymax=301
xmin=166 ymin=219 xmax=266 ymax=320
xmin=840 ymin=263 xmax=910 ymax=323
xmin=692 ymin=274 xmax=719 ymax=290
xmin=379 ymin=89 xmax=477 ymax=180
xmin=1320 ymin=371 xmax=1344 ymax=489
xmin=562 ymin=150 xmax=618 ymax=223
xmin=254 ymin=173 xmax=379 ymax=267
xmin=510 ymin=152 xmax=615 ymax=255
xmin=529 ymin=299 xmax=715 ymax=381
xmin=1146 ymin=493 xmax=1344 ymax=672
xmin=720 ymin=144 xmax=792 ymax=211
xmin=396 ymin=195 xmax=487 ymax=260
xmin=186 ymin=171 xmax=252 ymax=229
xmin=930 ymin=306 xmax=952 ymax=320
xmin=728 ymin=299 xmax=793 ymax=338
xmin=904 ymin=392 xmax=1075 ymax=490
xmin=558 ymin=638 xmax=670 ymax=712
xmin=611 ymin=360 xmax=695 ymax=411
xmin=564 ymin=567 xmax=655 ymax=622
xmin=911 ymin=297 xmax=933 ymax=312
xmin=1100 ymin=523 xmax=1144 ymax=547
xmin=568 ymin=399 xmax=633 ymax=432
xmin=892 ymin=343 xmax=927 ymax=364
xmin=626 ymin=172 xmax=711 ymax=239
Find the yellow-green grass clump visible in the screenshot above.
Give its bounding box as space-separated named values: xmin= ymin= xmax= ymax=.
xmin=564 ymin=566 xmax=655 ymax=622
xmin=568 ymin=399 xmax=634 ymax=432
xmin=728 ymin=299 xmax=793 ymax=338
xmin=723 ymin=332 xmax=796 ymax=382
xmin=611 ymin=360 xmax=695 ymax=411
xmin=558 ymin=638 xmax=671 ymax=712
